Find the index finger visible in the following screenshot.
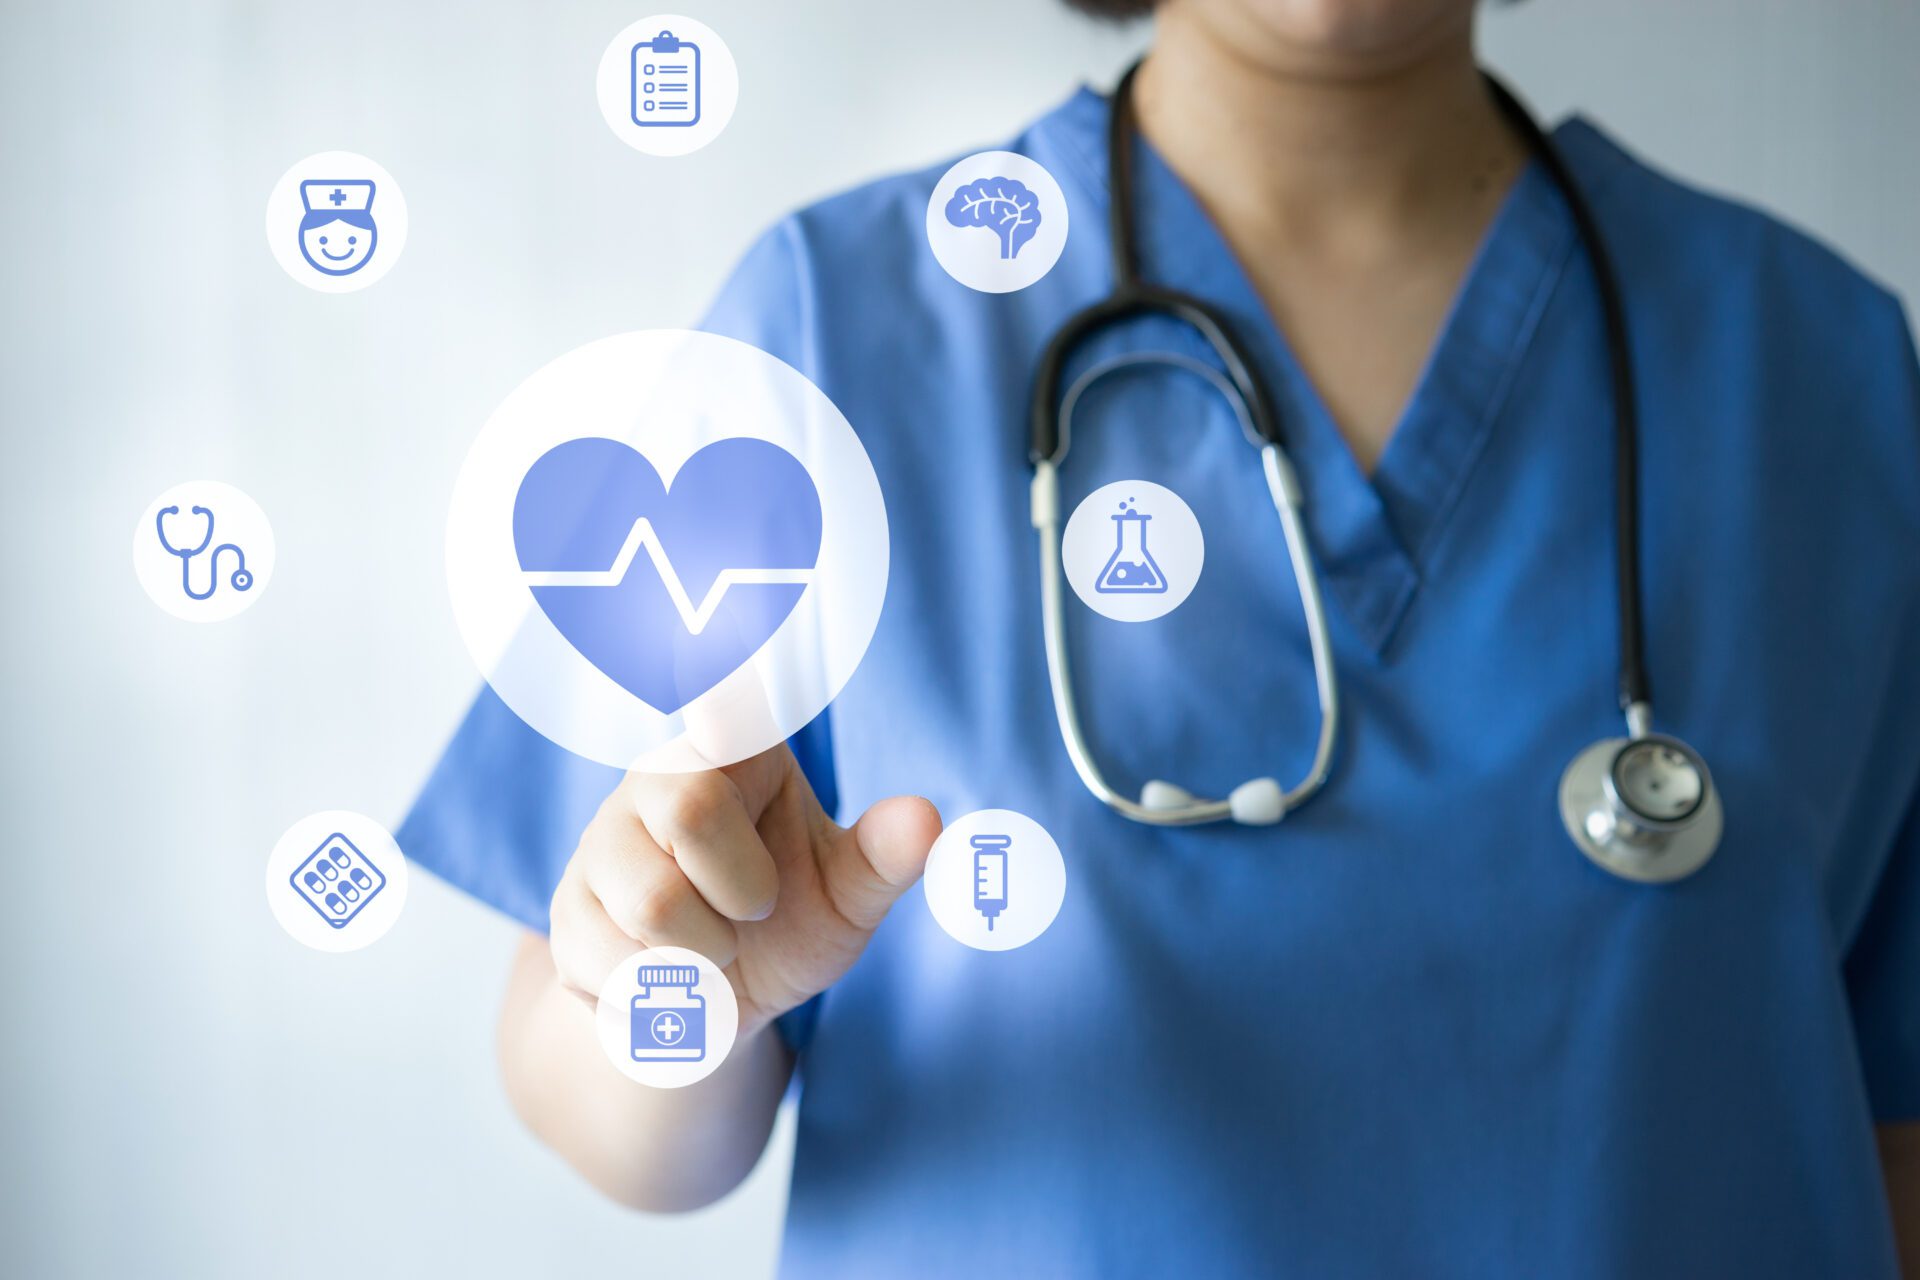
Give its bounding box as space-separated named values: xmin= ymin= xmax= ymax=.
xmin=629 ymin=769 xmax=780 ymax=923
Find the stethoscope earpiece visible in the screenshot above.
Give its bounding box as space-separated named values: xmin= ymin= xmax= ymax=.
xmin=1558 ymin=723 xmax=1722 ymax=883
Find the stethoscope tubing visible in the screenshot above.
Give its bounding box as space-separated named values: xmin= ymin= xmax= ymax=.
xmin=1478 ymin=75 xmax=1651 ymax=716
xmin=1027 ymin=59 xmax=1675 ymax=834
xmin=1261 ymin=443 xmax=1340 ymax=807
xmin=1033 ymin=350 xmax=1339 ymax=822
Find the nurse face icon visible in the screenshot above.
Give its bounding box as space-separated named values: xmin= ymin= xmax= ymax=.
xmin=297 ymin=180 xmax=377 ymax=276
xmin=265 ymin=152 xmax=408 ymax=293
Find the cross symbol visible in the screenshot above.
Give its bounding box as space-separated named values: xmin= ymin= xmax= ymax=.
xmin=328 ymin=187 xmax=347 ymax=206
xmin=651 ymin=1012 xmax=684 ymax=1044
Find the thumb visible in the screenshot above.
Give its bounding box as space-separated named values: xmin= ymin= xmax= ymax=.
xmin=818 ymin=796 xmax=943 ymax=932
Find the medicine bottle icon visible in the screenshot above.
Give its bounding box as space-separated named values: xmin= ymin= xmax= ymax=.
xmin=630 ymin=964 xmax=707 ymax=1063
xmin=1094 ymin=499 xmax=1167 ymax=594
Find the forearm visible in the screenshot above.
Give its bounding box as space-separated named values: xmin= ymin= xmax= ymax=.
xmin=498 ymin=932 xmax=794 ymax=1212
xmin=1883 ymin=1122 xmax=1920 ymax=1278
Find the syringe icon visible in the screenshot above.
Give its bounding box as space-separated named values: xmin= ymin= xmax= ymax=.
xmin=971 ymin=834 xmax=1011 ymax=930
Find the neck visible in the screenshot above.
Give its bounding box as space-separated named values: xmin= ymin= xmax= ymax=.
xmin=1131 ymin=11 xmax=1524 ymax=260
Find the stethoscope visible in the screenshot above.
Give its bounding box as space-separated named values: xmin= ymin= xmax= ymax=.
xmin=1028 ymin=63 xmax=1722 ymax=884
xmin=155 ymin=505 xmax=254 ymax=600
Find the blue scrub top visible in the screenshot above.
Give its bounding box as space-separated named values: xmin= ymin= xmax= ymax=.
xmin=403 ymin=88 xmax=1920 ymax=1277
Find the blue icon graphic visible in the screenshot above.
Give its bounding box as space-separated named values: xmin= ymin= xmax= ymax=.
xmin=290 ymin=833 xmax=387 ymax=930
xmin=513 ymin=436 xmax=822 ymax=715
xmin=1095 ymin=498 xmax=1167 ymax=594
xmin=631 ymin=965 xmax=707 ymax=1062
xmin=971 ymin=834 xmax=1010 ymax=930
xmin=944 ymin=177 xmax=1043 ymax=260
xmin=297 ymin=179 xmax=377 ymax=276
xmin=631 ymin=29 xmax=700 ymax=127
xmin=154 ymin=505 xmax=253 ymax=600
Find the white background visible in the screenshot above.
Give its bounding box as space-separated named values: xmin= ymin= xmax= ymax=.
xmin=2 ymin=2 xmax=1916 ymax=1276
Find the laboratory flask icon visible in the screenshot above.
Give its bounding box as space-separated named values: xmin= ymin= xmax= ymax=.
xmin=1061 ymin=480 xmax=1202 ymax=623
xmin=1094 ymin=499 xmax=1168 ymax=594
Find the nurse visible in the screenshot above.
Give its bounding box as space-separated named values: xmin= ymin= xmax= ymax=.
xmin=403 ymin=0 xmax=1920 ymax=1274
xmin=296 ymin=178 xmax=377 ymax=276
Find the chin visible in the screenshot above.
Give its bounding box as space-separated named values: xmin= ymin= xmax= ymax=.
xmin=1183 ymin=0 xmax=1476 ymax=65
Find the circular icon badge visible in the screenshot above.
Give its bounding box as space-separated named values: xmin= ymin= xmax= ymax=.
xmin=924 ymin=809 xmax=1066 ymax=951
xmin=596 ymin=15 xmax=739 ymax=156
xmin=594 ymin=946 xmax=739 ymax=1087
xmin=266 ymin=811 xmax=409 ymax=952
xmin=1062 ymin=479 xmax=1203 ymax=622
xmin=134 ymin=481 xmax=275 ymax=622
xmin=265 ymin=152 xmax=408 ymax=293
xmin=924 ymin=150 xmax=1069 ymax=294
xmin=447 ymin=329 xmax=888 ymax=773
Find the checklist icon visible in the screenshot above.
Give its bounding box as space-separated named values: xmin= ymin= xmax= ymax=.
xmin=631 ymin=29 xmax=700 ymax=127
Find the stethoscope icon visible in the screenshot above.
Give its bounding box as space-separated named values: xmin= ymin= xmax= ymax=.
xmin=155 ymin=504 xmax=254 ymax=600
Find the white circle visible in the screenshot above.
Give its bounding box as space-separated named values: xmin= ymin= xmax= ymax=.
xmin=594 ymin=946 xmax=739 ymax=1087
xmin=596 ymin=16 xmax=739 ymax=157
xmin=924 ymin=150 xmax=1069 ymax=294
xmin=264 ymin=152 xmax=408 ymax=293
xmin=1062 ymin=479 xmax=1204 ymax=622
xmin=134 ymin=481 xmax=276 ymax=622
xmin=446 ymin=330 xmax=889 ymax=773
xmin=923 ymin=809 xmax=1066 ymax=952
xmin=266 ymin=812 xmax=409 ymax=952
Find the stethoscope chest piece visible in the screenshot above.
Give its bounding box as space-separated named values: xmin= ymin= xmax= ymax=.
xmin=1558 ymin=733 xmax=1721 ymax=883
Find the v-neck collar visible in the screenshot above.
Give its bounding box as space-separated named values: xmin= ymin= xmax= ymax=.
xmin=1043 ymin=87 xmax=1583 ymax=654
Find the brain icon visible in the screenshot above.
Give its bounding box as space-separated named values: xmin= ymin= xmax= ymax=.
xmin=944 ymin=176 xmax=1042 ymax=260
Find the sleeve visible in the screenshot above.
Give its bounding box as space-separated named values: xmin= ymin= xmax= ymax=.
xmin=397 ymin=216 xmax=839 ymax=938
xmin=1841 ymin=305 xmax=1920 ymax=1124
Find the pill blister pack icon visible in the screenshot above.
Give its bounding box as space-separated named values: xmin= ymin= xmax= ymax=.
xmin=291 ymin=833 xmax=387 ymax=929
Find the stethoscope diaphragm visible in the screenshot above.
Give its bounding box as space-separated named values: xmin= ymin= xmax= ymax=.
xmin=1558 ymin=732 xmax=1722 ymax=883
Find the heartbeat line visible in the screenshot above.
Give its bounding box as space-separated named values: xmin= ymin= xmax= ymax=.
xmin=522 ymin=519 xmax=814 ymax=637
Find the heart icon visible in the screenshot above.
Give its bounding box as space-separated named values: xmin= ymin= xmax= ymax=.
xmin=512 ymin=437 xmax=822 ymax=714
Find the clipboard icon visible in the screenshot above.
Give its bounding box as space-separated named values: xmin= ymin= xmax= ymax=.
xmin=631 ymin=29 xmax=700 ymax=128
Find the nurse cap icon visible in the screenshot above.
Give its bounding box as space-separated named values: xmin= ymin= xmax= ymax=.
xmin=297 ymin=179 xmax=377 ymax=276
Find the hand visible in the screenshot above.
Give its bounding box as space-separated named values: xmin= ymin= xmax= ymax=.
xmin=548 ymin=744 xmax=941 ymax=1040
